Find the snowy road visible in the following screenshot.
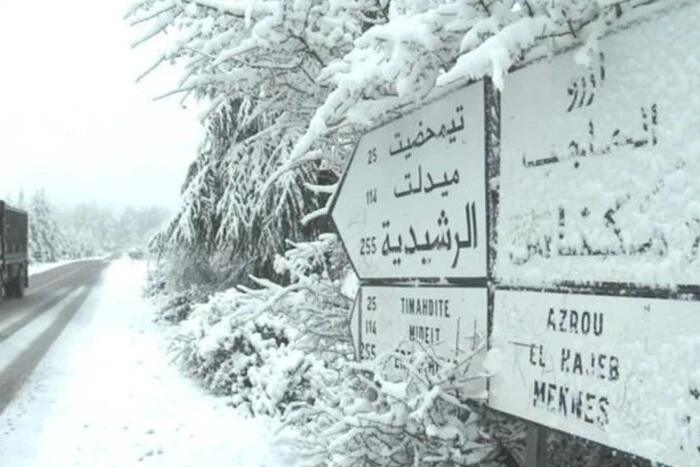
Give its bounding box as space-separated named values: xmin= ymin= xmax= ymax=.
xmin=0 ymin=258 xmax=111 ymax=414
xmin=0 ymin=258 xmax=285 ymax=467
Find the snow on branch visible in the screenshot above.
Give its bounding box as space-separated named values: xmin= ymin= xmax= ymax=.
xmin=300 ymin=206 xmax=328 ymax=227
xmin=283 ymin=347 xmax=520 ymax=466
xmin=303 ymin=182 xmax=337 ymax=195
xmin=284 ymin=0 xmax=675 ymax=167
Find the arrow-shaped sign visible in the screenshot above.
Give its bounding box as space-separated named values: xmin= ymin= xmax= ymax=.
xmin=350 ymin=284 xmax=488 ymax=388
xmin=329 ymin=83 xmax=487 ymax=281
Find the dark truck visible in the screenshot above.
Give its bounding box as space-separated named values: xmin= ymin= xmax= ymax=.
xmin=0 ymin=201 xmax=29 ymax=300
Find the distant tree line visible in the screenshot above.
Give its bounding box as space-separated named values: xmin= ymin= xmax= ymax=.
xmin=5 ymin=189 xmax=169 ymax=263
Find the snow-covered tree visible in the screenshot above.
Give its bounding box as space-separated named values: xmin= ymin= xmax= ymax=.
xmin=127 ymin=0 xmax=667 ymax=187
xmin=58 ymin=203 xmax=114 ymax=258
xmin=28 ymin=190 xmax=70 ymax=263
xmin=17 ymin=189 xmax=26 ymax=210
xmin=125 ymin=0 xmax=391 ymax=284
xmin=58 ymin=203 xmax=169 ymax=258
xmin=150 ymin=99 xmax=327 ymax=286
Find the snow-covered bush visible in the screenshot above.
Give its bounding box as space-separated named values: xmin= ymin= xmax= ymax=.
xmin=271 ymin=233 xmax=353 ymax=362
xmin=143 ymin=256 xmax=215 ymax=324
xmin=143 ymin=260 xmax=168 ymax=298
xmin=282 ymin=348 xmax=525 ymax=467
xmin=154 ymin=287 xmax=212 ymax=324
xmin=170 ymin=285 xmax=328 ymax=416
xmin=168 ymin=234 xmax=351 ymax=416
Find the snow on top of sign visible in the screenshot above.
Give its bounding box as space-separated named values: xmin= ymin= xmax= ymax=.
xmin=446 ymin=16 xmax=551 ymax=90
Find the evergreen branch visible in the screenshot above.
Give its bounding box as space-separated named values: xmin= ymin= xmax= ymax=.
xmin=152 ymin=86 xmax=198 ymax=101
xmin=300 ymin=206 xmax=328 ymax=227
xmin=131 ymin=17 xmax=172 ymax=48
xmin=128 ymin=4 xmax=177 ymax=26
xmin=303 ymin=182 xmax=337 ymax=194
xmin=135 ymin=56 xmax=165 ymax=83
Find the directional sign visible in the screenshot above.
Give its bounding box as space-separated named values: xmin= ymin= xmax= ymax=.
xmin=350 ymin=285 xmax=487 ymax=389
xmin=330 ymin=84 xmax=486 ymax=280
xmin=490 ymin=289 xmax=700 ymax=467
xmin=496 ymin=1 xmax=700 ymax=289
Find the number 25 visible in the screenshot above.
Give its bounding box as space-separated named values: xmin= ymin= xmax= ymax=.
xmin=367 ymin=148 xmax=378 ymax=165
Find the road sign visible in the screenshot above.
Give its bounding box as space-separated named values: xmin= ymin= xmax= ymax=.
xmin=330 ymin=84 xmax=486 ymax=281
xmin=495 ymin=1 xmax=700 ymax=289
xmin=489 ymin=289 xmax=700 ymax=467
xmin=350 ymin=285 xmax=487 ymax=387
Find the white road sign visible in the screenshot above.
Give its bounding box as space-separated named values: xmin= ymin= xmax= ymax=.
xmin=350 ymin=285 xmax=487 ymax=389
xmin=490 ymin=289 xmax=700 ymax=467
xmin=330 ymin=84 xmax=486 ymax=280
xmin=496 ymin=2 xmax=700 ymax=288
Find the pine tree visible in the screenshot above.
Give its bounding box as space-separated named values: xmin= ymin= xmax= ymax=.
xmin=28 ymin=189 xmax=69 ymax=263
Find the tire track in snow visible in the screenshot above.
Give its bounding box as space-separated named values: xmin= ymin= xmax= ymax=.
xmin=0 ymin=260 xmax=107 ymax=334
xmin=0 ymin=261 xmax=108 ymax=417
xmin=0 ymin=261 xmax=91 ymax=330
xmin=0 ymin=288 xmax=70 ymax=344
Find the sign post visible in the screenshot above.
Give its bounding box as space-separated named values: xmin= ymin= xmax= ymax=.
xmin=525 ymin=424 xmax=547 ymax=467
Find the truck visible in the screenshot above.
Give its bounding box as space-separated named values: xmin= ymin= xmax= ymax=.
xmin=0 ymin=201 xmax=29 ymax=300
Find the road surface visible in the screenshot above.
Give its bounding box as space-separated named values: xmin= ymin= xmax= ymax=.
xmin=0 ymin=258 xmax=111 ymax=416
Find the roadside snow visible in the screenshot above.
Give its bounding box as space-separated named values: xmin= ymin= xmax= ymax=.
xmin=28 ymin=255 xmax=112 ymax=277
xmin=28 ymin=259 xmax=80 ymax=276
xmin=0 ymin=258 xmax=286 ymax=467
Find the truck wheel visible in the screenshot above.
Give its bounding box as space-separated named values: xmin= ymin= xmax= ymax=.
xmin=14 ymin=273 xmax=25 ymax=298
xmin=4 ymin=281 xmax=15 ymax=299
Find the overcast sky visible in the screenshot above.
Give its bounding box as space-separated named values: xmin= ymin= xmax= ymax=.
xmin=0 ymin=0 xmax=202 ymax=209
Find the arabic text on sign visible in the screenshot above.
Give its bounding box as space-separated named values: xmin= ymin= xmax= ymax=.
xmin=388 ymin=105 xmax=466 ymax=158
xmin=378 ymin=202 xmax=478 ymax=269
xmin=522 ymin=104 xmax=658 ymax=170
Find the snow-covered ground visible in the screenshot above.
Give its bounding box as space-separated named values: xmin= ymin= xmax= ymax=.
xmin=0 ymin=258 xmax=286 ymax=467
xmin=28 ymin=255 xmax=113 ymax=277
